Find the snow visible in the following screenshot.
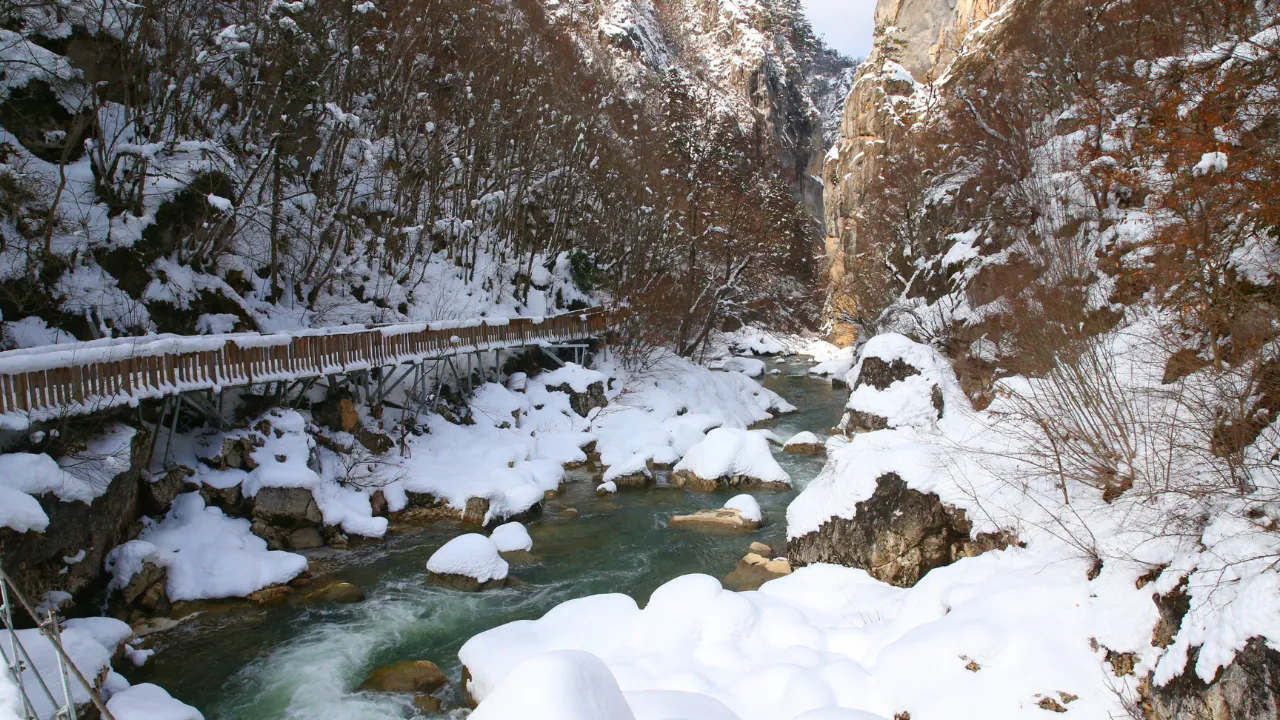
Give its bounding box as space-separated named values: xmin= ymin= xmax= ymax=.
xmin=807 ymin=347 xmax=855 ymax=380
xmin=1 ymin=617 xmax=132 ymax=720
xmin=539 ymin=364 xmax=608 ymax=393
xmin=426 ymin=533 xmax=509 ymax=582
xmin=1192 ymin=150 xmax=1228 ymax=176
xmin=491 ymin=522 xmax=534 ymax=552
xmin=462 ymin=552 xmax=1145 ymax=720
xmin=784 ymin=431 xmax=822 ymax=449
xmin=721 ymin=357 xmax=765 ymax=377
xmin=106 ymin=683 xmax=204 ymax=720
xmin=0 ymin=424 xmax=136 ymax=531
xmin=723 ymin=494 xmax=762 ymax=523
xmin=105 ymin=493 xmax=308 ymax=601
xmin=672 ymin=428 xmax=790 ymax=486
xmin=469 ymin=650 xmax=636 ymax=720
xmin=597 ymin=480 xmax=618 ymax=494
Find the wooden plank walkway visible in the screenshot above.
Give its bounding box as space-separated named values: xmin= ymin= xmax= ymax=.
xmin=0 ymin=309 xmax=611 ymax=426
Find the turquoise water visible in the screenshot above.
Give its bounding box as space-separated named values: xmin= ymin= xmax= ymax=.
xmin=123 ymin=358 xmax=846 ymax=718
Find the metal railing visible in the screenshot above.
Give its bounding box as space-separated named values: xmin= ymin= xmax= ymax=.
xmin=0 ymin=565 xmax=115 ymax=720
xmin=0 ymin=309 xmax=612 ymax=425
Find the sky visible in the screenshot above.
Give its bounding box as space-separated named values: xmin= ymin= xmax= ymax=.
xmin=802 ymin=0 xmax=877 ymax=59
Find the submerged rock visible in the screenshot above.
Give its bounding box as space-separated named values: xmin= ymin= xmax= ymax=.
xmin=788 ymin=473 xmax=1017 ymax=587
xmin=723 ymin=552 xmax=792 ymax=591
xmin=358 ymin=659 xmax=448 ymax=694
xmin=304 ymin=581 xmax=366 ymax=604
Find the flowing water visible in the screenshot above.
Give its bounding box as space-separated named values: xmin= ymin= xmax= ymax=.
xmin=122 ymin=357 xmax=846 ymax=719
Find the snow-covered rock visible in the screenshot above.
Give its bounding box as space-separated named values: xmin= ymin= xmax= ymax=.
xmin=105 ymin=492 xmax=308 ymax=602
xmin=426 ymin=534 xmax=509 ymax=591
xmin=461 ymin=556 xmax=1134 ymax=720
xmin=671 ymin=428 xmax=790 ymax=490
xmin=106 ymin=683 xmax=204 ymax=720
xmin=723 ymin=494 xmax=762 ymax=523
xmin=491 ymin=522 xmax=533 ymax=553
xmin=469 ymin=650 xmax=636 ymax=720
xmin=783 ymin=431 xmax=825 ymax=454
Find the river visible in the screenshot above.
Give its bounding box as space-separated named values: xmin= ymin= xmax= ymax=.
xmin=122 ymin=356 xmax=846 ymax=719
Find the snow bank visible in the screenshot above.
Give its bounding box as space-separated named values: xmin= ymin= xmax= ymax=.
xmin=106 ymin=493 xmax=307 ymax=601
xmin=462 ymin=554 xmax=1145 ymax=720
xmin=106 ymin=683 xmax=204 ymax=720
xmin=491 ymin=522 xmax=533 ymax=552
xmin=723 ymin=494 xmax=762 ymax=523
xmin=673 ymin=428 xmax=790 ymax=485
xmin=470 ymin=650 xmax=636 ymax=720
xmin=426 ymin=534 xmax=509 ymax=582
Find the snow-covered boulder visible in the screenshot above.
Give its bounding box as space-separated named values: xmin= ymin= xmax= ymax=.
xmin=840 ymin=334 xmax=961 ymax=434
xmin=721 ymin=356 xmax=765 ymax=377
xmin=106 ymin=683 xmax=204 ymax=720
xmin=788 ymin=335 xmax=1016 ymax=587
xmin=539 ymin=364 xmax=609 ymax=417
xmin=671 ymin=428 xmax=790 ymax=491
xmin=106 ymin=493 xmax=308 ymax=603
xmin=490 ymin=522 xmax=533 ymax=553
xmin=469 ymin=650 xmax=636 ymax=720
xmin=789 ymin=473 xmax=1014 ymax=587
xmin=783 ymin=431 xmax=824 ymax=454
xmin=671 ymin=493 xmax=763 ymax=532
xmin=426 ymin=534 xmax=509 ymax=591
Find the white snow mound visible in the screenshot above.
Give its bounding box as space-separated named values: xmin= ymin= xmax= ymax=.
xmin=491 ymin=522 xmax=533 ymax=553
xmin=470 ymin=649 xmax=636 ymax=720
xmin=427 ymin=534 xmax=509 ymax=582
xmin=723 ymin=494 xmax=762 ymax=523
xmin=673 ymin=428 xmax=789 ymax=485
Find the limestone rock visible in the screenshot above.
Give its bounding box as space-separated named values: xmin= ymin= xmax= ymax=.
xmin=304 ymin=581 xmax=366 ymax=604
xmin=288 ymin=527 xmax=324 ymax=550
xmin=357 ymin=660 xmax=448 ymax=694
xmin=140 ymin=465 xmax=196 ymax=516
xmin=788 ymin=473 xmax=1017 ymax=587
xmin=669 ymin=508 xmax=760 ymax=532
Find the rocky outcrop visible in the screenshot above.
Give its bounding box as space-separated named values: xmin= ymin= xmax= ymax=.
xmin=822 ymin=0 xmax=1004 ymax=342
xmin=788 ymin=473 xmax=1017 ymax=587
xmin=1146 ymin=639 xmax=1280 ymax=719
xmin=0 ymin=428 xmax=151 ymax=613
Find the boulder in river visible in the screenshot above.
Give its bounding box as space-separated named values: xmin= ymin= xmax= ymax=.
xmin=782 ymin=431 xmax=824 ymax=455
xmin=304 ymin=581 xmax=366 ymax=604
xmin=357 ymin=660 xmax=448 ymax=694
xmin=669 ymin=508 xmax=760 ymax=532
xmin=426 ymin=534 xmax=510 ymax=591
xmin=671 ymin=428 xmax=791 ymax=491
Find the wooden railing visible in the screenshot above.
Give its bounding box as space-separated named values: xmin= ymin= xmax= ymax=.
xmin=0 ymin=310 xmax=611 ymax=425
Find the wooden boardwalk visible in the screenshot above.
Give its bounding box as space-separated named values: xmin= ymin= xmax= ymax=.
xmin=0 ymin=309 xmax=611 ymax=426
